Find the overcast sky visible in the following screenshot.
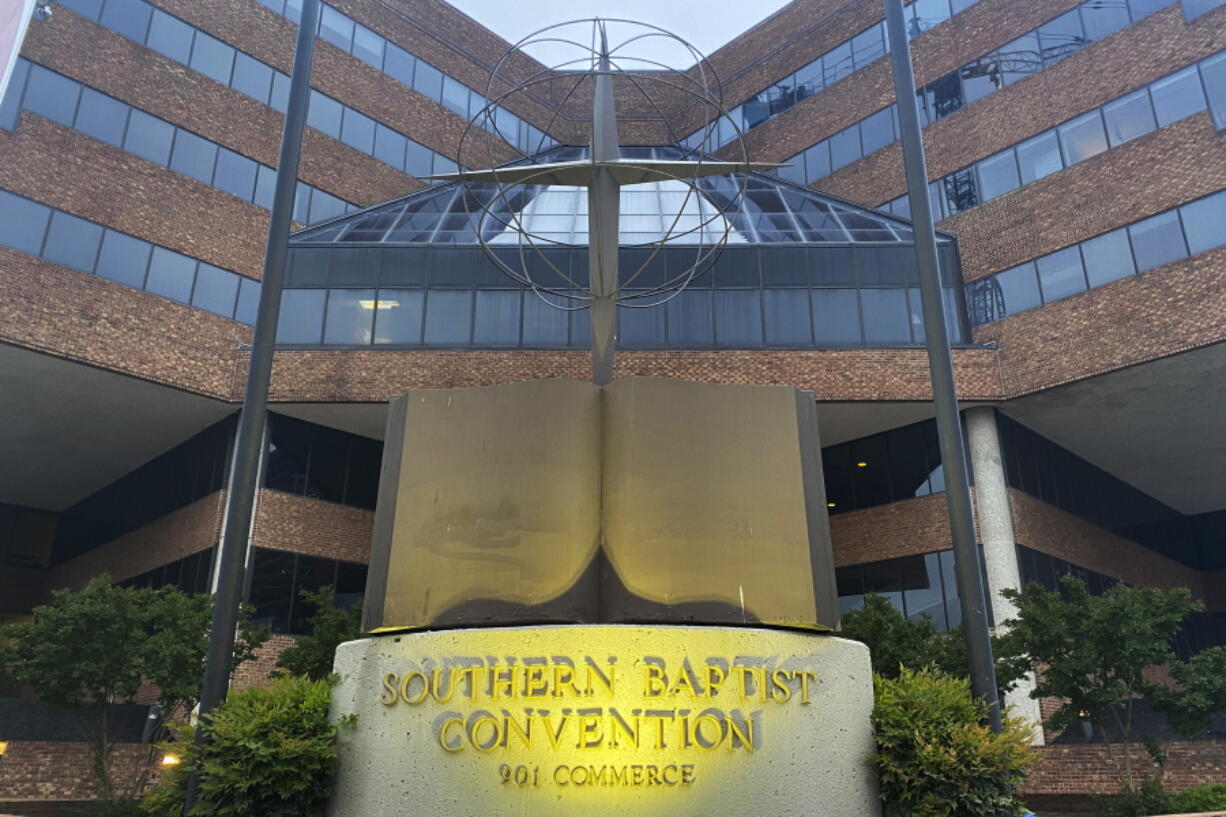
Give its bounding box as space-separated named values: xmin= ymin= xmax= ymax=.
xmin=448 ymin=0 xmax=791 ymax=69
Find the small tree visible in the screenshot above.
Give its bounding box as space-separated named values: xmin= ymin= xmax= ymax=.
xmin=0 ymin=576 xmax=268 ymax=802
xmin=274 ymin=586 xmax=363 ymax=681
xmin=994 ymin=575 xmax=1226 ymax=787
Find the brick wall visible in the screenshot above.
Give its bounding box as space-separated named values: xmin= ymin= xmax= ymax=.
xmin=232 ymin=633 xmax=299 ymax=690
xmin=252 ymin=490 xmax=374 ymax=564
xmin=0 ymin=741 xmax=163 ymax=802
xmin=1023 ymin=741 xmax=1226 ymax=798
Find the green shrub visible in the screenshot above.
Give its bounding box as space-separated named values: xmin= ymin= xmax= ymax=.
xmin=1096 ymin=777 xmax=1170 ymax=817
xmin=1168 ymin=782 xmax=1226 ymax=813
xmin=274 ymin=586 xmax=362 ymax=681
xmin=141 ymin=676 xmax=350 ymax=817
xmin=872 ymin=667 xmax=1037 ymax=817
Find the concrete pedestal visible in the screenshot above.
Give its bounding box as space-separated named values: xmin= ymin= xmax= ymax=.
xmin=327 ymin=625 xmax=880 ymax=817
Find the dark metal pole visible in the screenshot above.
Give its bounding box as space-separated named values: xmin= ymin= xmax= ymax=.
xmin=182 ymin=0 xmax=320 ymax=810
xmin=884 ymin=0 xmax=1002 ymax=732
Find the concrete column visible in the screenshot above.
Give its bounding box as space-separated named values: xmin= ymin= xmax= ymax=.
xmin=965 ymin=405 xmax=1044 ymax=743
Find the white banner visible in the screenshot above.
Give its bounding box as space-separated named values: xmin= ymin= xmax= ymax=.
xmin=0 ymin=0 xmax=37 ymax=113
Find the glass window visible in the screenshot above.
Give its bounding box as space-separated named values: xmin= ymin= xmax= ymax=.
xmin=521 ymin=293 xmax=569 ymax=346
xmin=100 ymin=0 xmax=152 ymax=43
xmin=441 ymin=76 xmax=469 ymax=116
xmin=666 ymin=289 xmax=714 ymax=347
xmin=309 ymin=190 xmax=347 ymax=224
xmin=1180 ymin=189 xmax=1226 ymax=255
xmin=714 ymin=289 xmax=762 ymax=346
xmin=1036 ymin=246 xmax=1087 ymax=302
xmin=146 ymin=9 xmax=194 ymax=63
xmin=169 ymin=129 xmax=218 ymax=184
xmin=1128 ymin=210 xmax=1188 ymax=271
xmin=1037 ymin=9 xmax=1085 ymax=65
xmin=59 ymin=0 xmax=103 ymax=18
xmin=1150 ymin=66 xmax=1207 ymax=126
xmin=1128 ymin=0 xmax=1176 ymax=19
xmin=145 ymin=247 xmax=196 ymax=303
xmin=1081 ymin=228 xmax=1137 ymax=287
xmin=926 ymin=71 xmax=964 ymax=120
xmin=859 ymin=288 xmax=910 ymax=343
xmin=620 ymin=303 xmax=666 ymax=348
xmin=124 ymin=109 xmax=175 ymax=165
xmin=473 ymin=290 xmax=521 ymax=346
xmin=319 ymin=6 xmax=355 ymax=52
xmin=340 ymin=108 xmax=376 ymax=154
xmin=0 ymin=58 xmax=28 ymax=130
xmin=904 ymin=553 xmax=947 ymax=626
xmin=213 ymin=149 xmax=258 ymax=201
xmin=994 ymin=262 xmax=1042 ymax=316
xmin=236 ymin=277 xmax=260 ymax=325
xmin=1080 ymin=1 xmax=1130 ymax=40
xmin=829 ymin=126 xmax=861 ymax=171
xmin=43 ymin=211 xmax=103 ymax=272
xmin=1058 ymin=110 xmax=1108 ymax=165
xmin=191 ymin=263 xmax=239 ymax=317
xmin=1183 ymin=0 xmax=1226 ymax=18
xmin=911 ymin=0 xmax=952 ymax=34
xmin=323 ymin=288 xmax=376 ymax=344
xmin=960 ymin=59 xmax=1000 ymax=105
xmin=270 ymin=71 xmax=291 ymax=113
xmin=999 ymin=33 xmax=1041 ymax=86
xmin=811 ymin=289 xmax=860 ymax=344
xmin=942 ymin=167 xmax=979 ymax=215
xmin=384 ymin=43 xmax=415 ymax=86
xmin=74 ymin=88 xmax=127 ymax=147
xmin=0 ymin=192 xmax=51 ymax=256
xmin=412 ymin=60 xmax=444 ymax=101
xmin=804 ymin=141 xmax=832 ymax=181
xmin=373 ymin=124 xmax=407 ymax=169
xmin=1103 ymin=88 xmax=1157 ymax=147
xmin=1016 ymin=129 xmax=1063 ymax=184
xmin=95 ymin=230 xmax=151 ymax=287
xmin=231 ymin=52 xmax=273 ymax=104
xmin=763 ymin=290 xmax=812 ymax=345
xmin=824 ymin=42 xmax=853 ymax=85
xmin=253 ymin=165 xmax=277 ymax=210
xmin=277 ymin=289 xmax=326 ymax=343
xmin=859 ymin=107 xmax=895 ymax=155
xmin=852 ymin=24 xmax=886 ymax=69
xmin=352 ymin=24 xmax=385 ymax=70
xmin=24 ymin=65 xmax=80 ymax=127
xmin=307 ymin=91 xmax=343 ymax=140
xmin=1201 ymin=52 xmax=1226 ymax=130
xmin=188 ymin=32 xmax=235 ymax=85
xmin=423 ymin=290 xmax=472 ymax=345
xmin=977 ymin=149 xmax=1020 ymax=201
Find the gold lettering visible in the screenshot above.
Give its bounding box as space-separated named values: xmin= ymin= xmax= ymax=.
xmin=643 ymin=665 xmax=667 ymax=697
xmin=553 ymin=664 xmax=582 ymax=698
xmin=437 ymin=718 xmax=464 ymax=753
xmin=469 ymin=716 xmax=502 ymax=752
xmin=630 ymin=765 xmax=643 ymax=786
xmin=705 ymin=665 xmax=727 ymax=698
xmin=668 ymin=665 xmax=698 ymax=698
xmin=430 ymin=668 xmax=459 ymax=704
xmin=799 ymin=670 xmax=817 ymax=704
xmin=661 ymin=764 xmax=678 ymax=785
xmin=607 ymin=708 xmax=639 ymax=749
xmin=610 ymin=765 xmax=628 ymax=786
xmin=576 ymin=710 xmax=603 ymax=749
xmin=541 ymin=713 xmax=570 ymax=750
xmin=692 ymin=713 xmax=724 ymax=749
xmin=641 ymin=710 xmax=672 ymax=749
xmin=681 ymin=764 xmax=695 ymax=785
xmin=584 ymin=658 xmax=615 ymax=697
xmin=503 ymin=712 xmax=532 ymax=749
xmin=399 ymin=671 xmax=428 ymax=705
xmin=771 ymin=669 xmax=793 ymax=702
xmin=734 ymin=666 xmax=756 ymax=699
xmin=523 ymin=666 xmax=549 ymax=698
xmin=553 ymin=765 xmax=569 ymax=786
xmin=379 ymin=673 xmax=398 ymax=705
xmin=726 ymin=711 xmax=755 ymax=753
xmin=490 ymin=665 xmax=515 ymax=699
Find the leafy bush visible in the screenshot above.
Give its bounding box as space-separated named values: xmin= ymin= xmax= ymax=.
xmin=1168 ymin=782 xmax=1226 ymax=813
xmin=872 ymin=667 xmax=1037 ymax=817
xmin=141 ymin=676 xmax=350 ymax=817
xmin=1096 ymin=777 xmax=1170 ymax=817
xmin=274 ymin=586 xmax=362 ymax=681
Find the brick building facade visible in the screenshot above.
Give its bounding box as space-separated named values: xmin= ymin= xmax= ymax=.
xmin=1 ymin=0 xmax=1225 ymax=808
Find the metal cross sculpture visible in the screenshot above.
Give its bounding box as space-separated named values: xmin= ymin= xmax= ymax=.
xmin=432 ymin=21 xmax=780 ymax=384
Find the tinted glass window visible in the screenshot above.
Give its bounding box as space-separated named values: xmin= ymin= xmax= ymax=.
xmin=189 ymin=32 xmax=235 ymax=85
xmin=999 ymin=33 xmax=1041 ymax=85
xmin=74 ymin=88 xmax=127 ymax=147
xmin=859 ymin=107 xmax=895 ymax=155
xmin=43 ymin=211 xmax=103 ymax=272
xmin=1016 ymin=130 xmax=1063 ymax=184
xmin=926 ymin=71 xmax=964 ymax=119
xmin=323 ymin=288 xmax=376 ymax=344
xmin=1180 ymin=190 xmax=1226 ymax=255
xmin=124 ymin=109 xmax=174 ymax=165
xmin=270 ymin=71 xmax=291 ymax=113
xmin=100 ymin=0 xmax=152 ymax=43
xmin=319 ymin=6 xmax=354 ymax=52
xmin=213 ymin=149 xmax=258 ymax=201
xmin=994 ymin=262 xmax=1041 ymax=316
xmin=472 ymin=290 xmax=521 ymax=346
xmin=829 ymin=126 xmax=861 ymax=171
xmin=309 ymin=190 xmax=347 ymax=224
xmin=145 ymin=247 xmax=197 ymax=303
xmin=977 ymin=149 xmax=1020 ymax=200
xmin=911 ymin=0 xmax=952 ymax=34
xmin=169 ymin=130 xmax=218 ymax=184
xmin=1058 ymin=110 xmax=1108 ymax=164
xmin=763 ymin=290 xmax=812 ymax=345
xmin=942 ymin=167 xmax=979 ymax=214
xmin=59 ymin=0 xmax=103 ymax=18
xmin=146 ymin=9 xmax=194 ymax=63
xmin=405 ymin=141 xmax=435 ymax=178
xmin=423 ymin=290 xmax=472 ymax=344
xmin=1128 ymin=0 xmax=1176 ymax=19
xmin=373 ymin=124 xmax=407 ymax=169
xmin=852 ymin=24 xmax=886 ymax=69
xmin=352 ymin=24 xmax=385 ymax=69
xmin=1037 ymin=9 xmax=1084 ymax=64
xmin=1080 ymin=2 xmax=1130 ymax=40
xmin=413 ymin=61 xmax=444 ymax=101
xmin=811 ymin=289 xmax=861 ymax=344
xmin=25 ymin=65 xmax=80 ymax=127
xmin=441 ymin=76 xmax=469 ymax=116
xmin=231 ymin=52 xmax=273 ymax=104
xmin=620 ymin=302 xmax=666 ymax=347
xmin=1128 ymin=210 xmax=1187 ymax=271
xmin=95 ymin=230 xmax=151 ymax=287
xmin=340 ymin=108 xmax=376 ymax=154
xmin=824 ymin=42 xmax=853 ymax=85
xmin=0 ymin=192 xmax=50 ymax=255
xmin=860 ymin=288 xmax=910 ymax=343
xmin=307 ymin=91 xmax=343 ymax=139
xmin=191 ymin=263 xmax=239 ymax=317
xmin=1150 ymin=66 xmax=1207 ymax=126
xmin=1036 ymin=246 xmax=1087 ymax=302
xmin=277 ymin=289 xmax=326 ymax=343
xmin=1081 ymin=228 xmax=1136 ymax=287
xmin=1103 ymin=88 xmax=1157 ymax=147
xmin=1202 ymin=52 xmax=1226 ymax=130
xmin=372 ymin=289 xmax=424 ymax=343
xmin=666 ymin=289 xmax=714 ymax=347
xmin=236 ymin=278 xmax=260 ymax=325
xmin=960 ymin=60 xmax=1000 ymax=105
xmin=714 ymin=290 xmax=762 ymax=346
xmin=384 ymin=43 xmax=415 ymax=86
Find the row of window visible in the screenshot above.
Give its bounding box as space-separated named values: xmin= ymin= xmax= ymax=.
xmin=247 ymin=547 xmax=367 ymax=635
xmin=782 ymin=0 xmax=1185 ymax=186
xmin=1016 ymin=544 xmax=1118 ymax=597
xmin=1 ymin=59 xmax=355 ymax=225
xmin=118 ymin=547 xmax=217 ymax=596
xmin=836 ymin=549 xmax=977 ymax=631
xmin=823 ymin=419 xmax=947 ymax=515
xmin=682 ymin=0 xmax=987 ymax=150
xmin=275 ymin=284 xmax=964 ymax=350
xmin=966 ymin=188 xmax=1226 ymax=325
xmin=0 ymin=189 xmax=260 ymax=324
xmin=52 ymin=419 xmax=235 ymax=565
xmin=252 ymin=0 xmax=556 ymax=156
xmin=56 ymin=0 xmax=461 ymax=181
xmin=880 ymin=51 xmax=1226 ymax=219
xmin=265 ymin=413 xmax=382 ymax=511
